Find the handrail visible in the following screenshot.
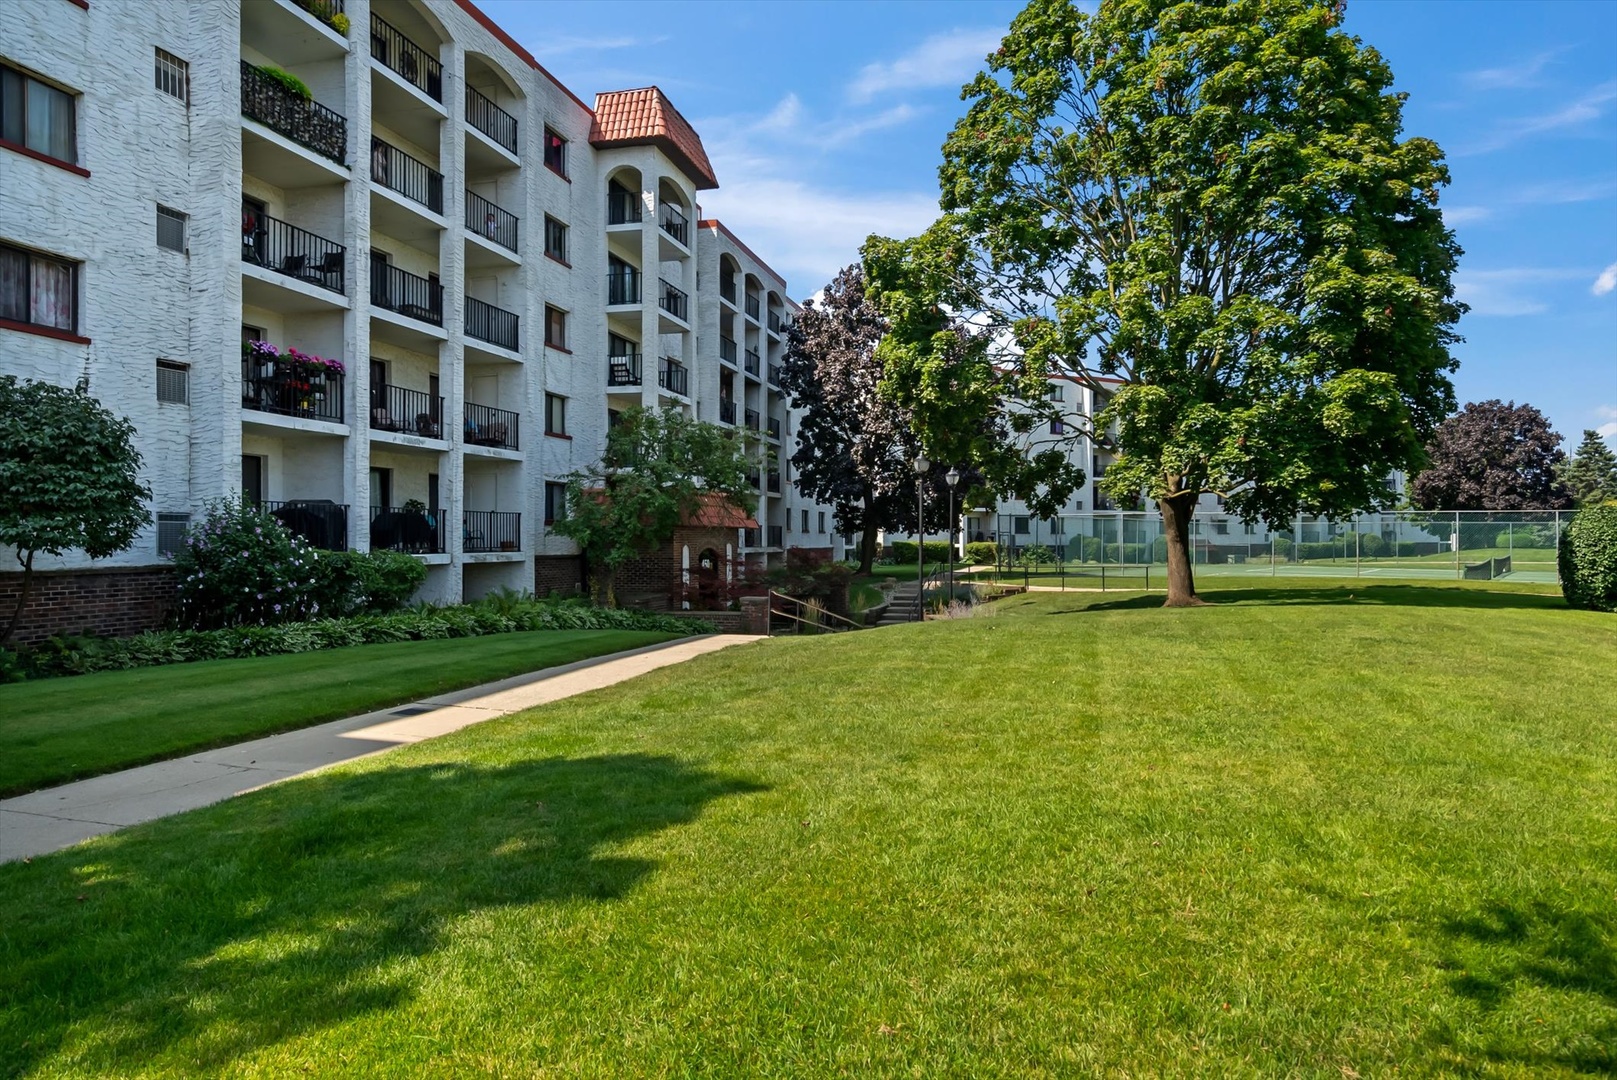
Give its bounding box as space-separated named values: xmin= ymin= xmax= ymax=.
xmin=766 ymin=589 xmax=865 ymax=634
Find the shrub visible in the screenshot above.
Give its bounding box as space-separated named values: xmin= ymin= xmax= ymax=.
xmin=1016 ymin=544 xmax=1055 ymax=567
xmin=1273 ymin=536 xmax=1294 ymax=558
xmin=1358 ymin=532 xmax=1387 ymax=558
xmin=1079 ymin=536 xmax=1103 ymax=562
xmin=256 ymin=64 xmax=312 ymax=101
xmin=964 ymin=541 xmax=998 ymax=565
xmin=889 ymin=540 xmax=953 ymax=565
xmin=312 ymin=549 xmax=428 ymax=616
xmin=173 ymin=497 xmax=324 ymax=629
xmin=1559 ymin=504 xmax=1617 ymax=613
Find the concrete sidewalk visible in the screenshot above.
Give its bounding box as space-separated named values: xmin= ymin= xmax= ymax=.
xmin=0 ymin=634 xmax=755 ymax=864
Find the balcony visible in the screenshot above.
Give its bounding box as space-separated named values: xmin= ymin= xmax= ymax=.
xmin=767 ymin=363 xmax=781 ymax=387
xmin=466 ymin=296 xmax=518 ymax=351
xmin=289 ymin=0 xmax=346 ymax=33
xmin=370 ymin=505 xmax=446 ymax=554
xmin=466 ymin=190 xmax=517 ymax=253
xmin=744 ymin=527 xmax=760 ymax=548
xmin=658 ymin=357 xmax=688 ymax=397
xmin=465 ymin=85 xmax=517 ymax=155
xmin=370 ymin=14 xmax=441 ymax=100
xmin=766 ymin=416 xmax=781 ymax=441
xmin=768 ymin=311 xmax=787 ymax=335
xmin=744 ymin=349 xmax=760 ymax=377
xmin=767 ymin=471 xmax=781 ymax=495
xmin=719 ymin=399 xmax=736 ymax=424
xmin=744 ymin=408 xmax=760 ymax=432
xmin=370 ymin=262 xmax=442 ymax=326
xmin=241 ymin=355 xmax=344 ymax=423
xmin=767 ymin=524 xmax=783 ymax=547
xmin=464 ymin=401 xmax=519 ymax=450
xmin=241 ymin=208 xmax=345 ymax=294
xmin=659 ymin=202 xmax=688 ymax=246
xmin=263 ymin=499 xmax=348 ymax=550
xmin=369 ymin=383 xmax=443 ymax=438
xmin=720 ymin=337 xmax=738 ymax=366
xmin=608 ymin=352 xmax=642 ymax=386
xmin=659 ymin=279 xmax=688 ymax=321
xmin=371 ymin=136 xmax=443 ymax=214
xmin=744 ymin=293 xmax=760 ymax=320
xmin=240 ymin=60 xmax=346 ymax=165
xmin=463 ymin=510 xmax=521 ymax=553
xmin=720 ymin=277 xmax=737 ymax=304
xmin=607 ymin=266 xmax=641 ymax=305
xmin=607 ymin=187 xmax=643 ymax=225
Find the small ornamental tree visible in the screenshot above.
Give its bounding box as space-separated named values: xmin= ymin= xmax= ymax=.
xmin=1559 ymin=503 xmax=1617 ymax=613
xmin=1561 ymin=429 xmax=1617 ymax=508
xmin=172 ymin=497 xmax=325 ymax=629
xmin=1409 ymin=400 xmax=1573 ymax=511
xmin=554 ymin=407 xmax=758 ymax=605
xmin=0 ymin=377 xmax=151 ymax=646
xmin=865 ymin=0 xmax=1463 ymax=606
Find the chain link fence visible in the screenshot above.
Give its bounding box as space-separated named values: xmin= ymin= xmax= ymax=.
xmin=975 ymin=510 xmax=1570 ymax=586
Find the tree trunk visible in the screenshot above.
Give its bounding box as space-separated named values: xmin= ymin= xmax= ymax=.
xmin=1157 ymin=492 xmax=1204 ymax=608
xmin=1 ymin=549 xmax=35 ymax=649
xmin=857 ymin=491 xmax=878 ymax=575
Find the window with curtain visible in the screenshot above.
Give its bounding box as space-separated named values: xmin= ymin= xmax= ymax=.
xmin=1 ymin=64 xmax=77 ymax=165
xmin=545 ymin=393 xmax=567 ymax=436
xmin=0 ymin=242 xmax=77 ymax=332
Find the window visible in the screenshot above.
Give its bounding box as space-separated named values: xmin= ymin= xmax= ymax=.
xmin=544 ymin=215 xmax=567 ymax=263
xmin=154 ymin=48 xmax=188 ymax=104
xmin=1050 ymin=417 xmax=1065 ymax=435
xmin=156 ymin=205 xmax=187 ymax=252
xmin=1048 ymin=517 xmax=1066 ymax=535
xmin=1048 ymin=383 xmax=1064 ymax=401
xmin=545 ymin=305 xmax=567 ymax=349
xmin=1213 ymin=519 xmax=1229 ymax=535
xmin=801 ymin=508 xmax=809 ymax=532
xmin=543 ymin=127 xmax=566 ymax=176
xmin=156 ymin=513 xmax=190 ymax=556
xmin=545 ymin=393 xmax=567 ymax=436
xmin=156 ymin=359 xmax=189 ymax=404
xmin=544 ymin=482 xmax=568 ymax=525
xmin=1 ymin=64 xmax=77 ymax=165
xmin=1014 ymin=516 xmax=1030 ymax=535
xmin=818 ymin=511 xmax=826 ymax=534
xmin=0 ymin=242 xmax=77 ymax=332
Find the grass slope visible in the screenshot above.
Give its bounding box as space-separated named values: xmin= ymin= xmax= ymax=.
xmin=0 ymin=630 xmax=680 ymax=796
xmin=2 ymin=582 xmax=1613 ymax=1077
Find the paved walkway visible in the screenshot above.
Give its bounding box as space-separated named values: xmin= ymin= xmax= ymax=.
xmin=0 ymin=634 xmax=755 ymax=864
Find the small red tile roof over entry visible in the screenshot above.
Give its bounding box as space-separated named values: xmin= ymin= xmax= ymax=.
xmin=590 ymin=87 xmax=719 ymax=190
xmin=684 ymin=492 xmax=757 ymax=529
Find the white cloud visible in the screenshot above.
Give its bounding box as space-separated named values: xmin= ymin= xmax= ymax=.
xmin=1443 ymin=205 xmax=1493 ymax=226
xmin=1597 ymin=407 xmax=1617 ymax=440
xmin=1462 ymin=50 xmax=1562 ymax=91
xmin=822 ymin=104 xmax=919 ymax=147
xmin=1593 ymin=261 xmax=1617 ymax=296
xmin=1454 ymin=267 xmax=1589 ymax=317
xmin=531 ymin=34 xmax=664 ymax=58
xmin=1462 ymin=80 xmax=1617 ymax=154
xmin=848 ymin=27 xmax=1003 ymax=103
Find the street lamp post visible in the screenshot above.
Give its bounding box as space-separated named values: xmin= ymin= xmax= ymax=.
xmin=945 ymin=466 xmax=961 ymax=598
xmin=913 ymin=453 xmax=929 ymax=621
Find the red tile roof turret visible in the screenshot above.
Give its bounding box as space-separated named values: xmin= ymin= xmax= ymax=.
xmin=590 ymin=87 xmax=719 ymax=190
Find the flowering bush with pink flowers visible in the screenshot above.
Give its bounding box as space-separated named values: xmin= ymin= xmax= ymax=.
xmin=171 ymin=496 xmax=324 ymax=628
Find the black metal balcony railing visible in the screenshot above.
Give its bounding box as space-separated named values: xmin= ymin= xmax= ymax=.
xmin=719 ymin=399 xmax=736 ymax=424
xmin=768 ymin=311 xmax=787 ymax=334
xmin=240 ymin=61 xmax=347 ymax=165
xmin=720 ymin=277 xmax=737 ymax=303
xmin=465 ymin=85 xmax=516 ymax=154
xmin=744 ymin=349 xmax=761 ymax=376
xmin=369 ymin=383 xmax=443 ymax=437
xmin=263 ymin=499 xmax=349 ymax=550
xmin=659 ymin=202 xmax=688 ymax=245
xmin=371 ymin=136 xmax=443 ymax=213
xmin=608 ymin=352 xmax=642 ymax=386
xmin=766 ymin=416 xmax=781 ymax=441
xmin=607 ymin=188 xmax=643 ymax=224
xmin=767 ymin=525 xmax=783 ymax=547
xmin=720 ymin=337 xmax=738 ymax=365
xmin=241 ymin=356 xmax=345 ymax=423
xmin=744 ymin=293 xmax=760 ymax=320
xmin=241 ymin=209 xmax=346 ymax=294
xmin=744 ymin=527 xmax=760 ymax=548
xmin=464 ymin=401 xmax=519 ymax=450
xmin=607 ymin=266 xmax=641 ymax=305
xmin=658 ymin=357 xmax=688 ymax=397
xmin=767 ymin=471 xmax=783 ymax=496
xmin=370 ymin=14 xmax=441 ymax=100
xmin=744 ymin=408 xmax=760 ymax=431
xmin=463 ymin=510 xmax=521 ymax=553
xmin=466 ymin=295 xmax=519 ymax=351
xmin=370 ymin=505 xmax=446 ymax=554
xmin=370 ymin=261 xmax=443 ymax=325
xmin=465 ymin=190 xmax=517 ymax=252
xmin=659 ymin=279 xmax=688 ymax=321
xmin=767 ymin=362 xmax=781 ymax=387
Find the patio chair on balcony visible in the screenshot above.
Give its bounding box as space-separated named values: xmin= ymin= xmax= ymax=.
xmin=309 ymin=251 xmax=343 ymax=289
xmin=280 ymin=253 xmax=308 ymax=278
xmin=414 ymin=412 xmax=441 ymax=439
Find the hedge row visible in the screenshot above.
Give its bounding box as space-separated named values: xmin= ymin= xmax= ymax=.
xmin=2 ymin=601 xmax=713 ymax=682
xmin=889 ymin=540 xmax=954 ymax=564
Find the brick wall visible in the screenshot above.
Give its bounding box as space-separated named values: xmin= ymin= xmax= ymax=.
xmin=615 ymin=526 xmax=739 ymax=610
xmin=534 ymin=555 xmax=585 ymax=597
xmin=0 ymin=566 xmax=176 ymax=647
xmin=677 ymin=596 xmax=768 ymax=635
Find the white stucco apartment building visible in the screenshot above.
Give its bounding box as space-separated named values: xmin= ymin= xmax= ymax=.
xmin=0 ymin=0 xmax=840 ymax=609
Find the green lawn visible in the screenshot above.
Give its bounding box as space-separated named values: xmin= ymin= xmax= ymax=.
xmin=3 ymin=581 xmax=1614 ymax=1076
xmin=0 ymin=630 xmax=681 ymax=797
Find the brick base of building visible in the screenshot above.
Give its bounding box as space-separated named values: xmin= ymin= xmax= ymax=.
xmin=534 ymin=554 xmax=585 ymax=597
xmin=0 ymin=565 xmax=176 ymax=647
xmin=676 ymin=596 xmax=768 ymax=635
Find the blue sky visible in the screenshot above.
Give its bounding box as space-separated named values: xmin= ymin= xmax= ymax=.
xmin=478 ymin=0 xmax=1617 ymax=446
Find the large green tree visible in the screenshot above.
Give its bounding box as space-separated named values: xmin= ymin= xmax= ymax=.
xmin=1561 ymin=429 xmax=1617 ymax=508
xmin=0 ymin=377 xmax=151 ymax=646
xmin=865 ymin=0 xmax=1462 ymax=605
xmin=554 ymin=407 xmax=759 ymax=605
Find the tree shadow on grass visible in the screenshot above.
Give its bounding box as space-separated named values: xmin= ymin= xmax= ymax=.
xmin=1432 ymin=901 xmax=1616 ymax=1074
xmin=0 ymin=754 xmax=765 ymax=1075
xmin=1045 ymin=584 xmax=1569 ymax=615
